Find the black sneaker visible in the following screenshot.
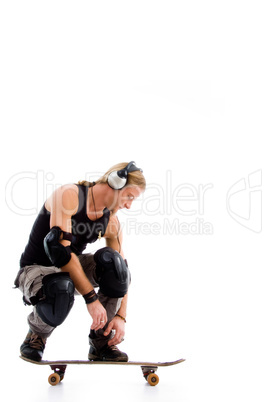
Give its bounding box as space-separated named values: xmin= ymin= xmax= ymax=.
xmin=20 ymin=330 xmax=46 ymax=362
xmin=88 ymin=344 xmax=128 ymax=362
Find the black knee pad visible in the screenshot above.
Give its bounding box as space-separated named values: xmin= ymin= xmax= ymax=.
xmin=36 ymin=272 xmax=75 ymax=327
xmin=94 ymin=247 xmax=131 ymax=298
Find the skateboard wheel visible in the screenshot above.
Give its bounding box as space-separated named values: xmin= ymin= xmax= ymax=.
xmin=147 ymin=373 xmax=159 ymax=386
xmin=48 ymin=372 xmax=61 ymax=386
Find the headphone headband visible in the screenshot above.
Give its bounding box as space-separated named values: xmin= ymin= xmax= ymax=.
xmin=117 ymin=161 xmax=143 ymax=178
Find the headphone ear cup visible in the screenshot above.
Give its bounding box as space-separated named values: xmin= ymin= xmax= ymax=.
xmin=108 ymin=171 xmax=127 ymax=190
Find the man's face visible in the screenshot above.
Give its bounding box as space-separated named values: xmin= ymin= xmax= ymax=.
xmin=111 ymin=186 xmax=143 ymax=213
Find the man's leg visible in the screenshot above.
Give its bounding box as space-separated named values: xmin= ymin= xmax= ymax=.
xmin=78 ymin=253 xmax=128 ymax=361
xmin=19 ymin=265 xmax=61 ymax=361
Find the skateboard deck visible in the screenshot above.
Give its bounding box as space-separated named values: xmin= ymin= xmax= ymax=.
xmin=20 ymin=355 xmax=185 ymax=386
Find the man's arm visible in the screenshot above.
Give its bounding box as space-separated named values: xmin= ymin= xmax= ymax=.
xmin=46 ymin=185 xmax=107 ymax=331
xmin=104 ymin=214 xmax=125 ymax=257
xmin=61 ymin=254 xmax=107 ymax=330
xmin=103 ymin=215 xmax=128 ymax=345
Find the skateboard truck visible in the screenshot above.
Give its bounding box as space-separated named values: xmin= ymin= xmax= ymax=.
xmin=49 ymin=365 xmax=67 ymax=385
xmin=141 ymin=366 xmax=159 ymax=386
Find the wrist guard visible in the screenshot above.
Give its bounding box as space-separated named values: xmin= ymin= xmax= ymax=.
xmin=83 ymin=290 xmax=98 ymax=304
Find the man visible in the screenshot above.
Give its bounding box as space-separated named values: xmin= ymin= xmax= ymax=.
xmin=15 ymin=162 xmax=146 ymax=362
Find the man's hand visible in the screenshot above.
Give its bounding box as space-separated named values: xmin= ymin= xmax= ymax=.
xmin=87 ymin=300 xmax=107 ymax=331
xmin=104 ymin=316 xmax=125 ymax=346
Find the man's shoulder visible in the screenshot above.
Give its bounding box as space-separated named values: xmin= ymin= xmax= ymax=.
xmin=47 ymin=184 xmax=79 ymax=215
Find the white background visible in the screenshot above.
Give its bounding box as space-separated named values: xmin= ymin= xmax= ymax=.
xmin=1 ymin=1 xmax=266 ymax=401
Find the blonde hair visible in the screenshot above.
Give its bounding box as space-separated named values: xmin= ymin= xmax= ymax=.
xmin=78 ymin=162 xmax=146 ymax=190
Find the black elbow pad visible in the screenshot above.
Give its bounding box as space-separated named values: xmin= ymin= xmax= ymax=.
xmin=44 ymin=226 xmax=72 ymax=268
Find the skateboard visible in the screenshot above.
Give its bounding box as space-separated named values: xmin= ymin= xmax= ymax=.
xmin=20 ymin=355 xmax=185 ymax=386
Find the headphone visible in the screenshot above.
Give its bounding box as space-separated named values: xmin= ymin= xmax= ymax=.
xmin=107 ymin=161 xmax=143 ymax=190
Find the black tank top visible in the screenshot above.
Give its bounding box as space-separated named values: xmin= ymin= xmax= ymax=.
xmin=20 ymin=184 xmax=110 ymax=267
